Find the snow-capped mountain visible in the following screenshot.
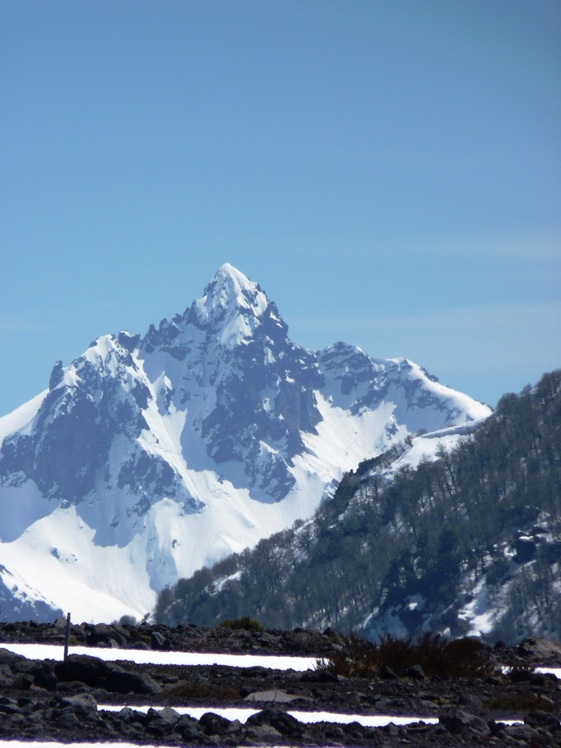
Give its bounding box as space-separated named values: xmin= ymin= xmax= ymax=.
xmin=0 ymin=264 xmax=491 ymax=622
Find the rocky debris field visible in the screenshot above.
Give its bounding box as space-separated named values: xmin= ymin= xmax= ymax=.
xmin=1 ymin=621 xmax=561 ymax=746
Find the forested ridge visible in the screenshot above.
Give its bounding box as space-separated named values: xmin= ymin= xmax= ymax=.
xmin=156 ymin=370 xmax=561 ymax=643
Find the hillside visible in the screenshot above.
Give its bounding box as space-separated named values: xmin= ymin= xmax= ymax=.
xmin=156 ymin=370 xmax=561 ymax=644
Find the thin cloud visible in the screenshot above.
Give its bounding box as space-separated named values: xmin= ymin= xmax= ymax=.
xmin=438 ymin=229 xmax=561 ymax=262
xmin=0 ymin=318 xmax=42 ymax=334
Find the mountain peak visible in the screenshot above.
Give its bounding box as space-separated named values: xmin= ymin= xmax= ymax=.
xmin=205 ymin=263 xmax=264 ymax=311
xmin=190 ymin=265 xmax=271 ymax=347
xmin=215 ymin=262 xmax=251 ymax=286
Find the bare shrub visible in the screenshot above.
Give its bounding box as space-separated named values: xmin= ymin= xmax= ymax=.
xmin=317 ymin=633 xmax=499 ymax=679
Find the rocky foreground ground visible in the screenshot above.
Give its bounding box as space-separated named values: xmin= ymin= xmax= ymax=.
xmin=1 ymin=620 xmax=561 ymax=746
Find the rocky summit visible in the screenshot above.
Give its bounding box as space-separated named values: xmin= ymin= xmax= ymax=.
xmin=0 ymin=264 xmax=490 ymax=622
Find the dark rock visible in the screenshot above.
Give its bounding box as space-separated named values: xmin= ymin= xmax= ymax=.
xmin=0 ymin=647 xmax=24 ymax=666
xmin=513 ymin=536 xmax=537 ymax=563
xmin=321 ymin=724 xmax=346 ymax=742
xmin=86 ymin=623 xmax=125 ymax=648
xmin=517 ymin=637 xmax=561 ymax=665
xmin=379 ymin=664 xmax=398 ymax=679
xmin=0 ymin=664 xmax=18 ymax=688
xmin=56 ymin=692 xmax=98 ymax=716
xmin=405 ymin=664 xmax=426 ymax=680
xmin=545 ymin=540 xmax=561 ymax=563
xmin=175 ymin=714 xmax=203 ymax=740
xmin=457 ymin=691 xmax=483 ymax=711
xmin=116 ymin=706 xmax=146 ymax=722
xmin=100 ymin=668 xmax=161 ymax=694
xmin=525 ymin=709 xmax=561 ymax=731
xmin=0 ymin=696 xmax=20 ymax=714
xmin=151 ymin=630 xmax=169 ymax=650
xmin=124 ymin=639 xmax=150 ymax=650
xmin=509 ymin=666 xmax=533 ymax=682
xmin=53 ymin=652 xmax=160 ymax=695
xmin=501 ymin=723 xmax=541 ymax=741
xmin=54 ymin=653 xmax=110 ymax=686
xmin=246 ymin=723 xmax=283 ymax=741
xmin=55 ymin=710 xmax=81 ymax=729
xmin=146 ymin=706 xmax=181 ymax=729
xmin=199 ymin=711 xmax=232 ymax=735
xmin=300 ymin=668 xmax=338 ymax=683
xmin=246 ymin=706 xmax=305 ymax=737
xmin=14 ymin=659 xmax=57 ymax=690
xmin=3 ymin=712 xmax=26 ymax=729
xmin=439 ymin=709 xmax=491 ymax=737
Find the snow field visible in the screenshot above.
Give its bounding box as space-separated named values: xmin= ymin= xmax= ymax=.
xmin=0 ymin=643 xmax=317 ymax=671
xmin=99 ymin=703 xmax=440 ymax=727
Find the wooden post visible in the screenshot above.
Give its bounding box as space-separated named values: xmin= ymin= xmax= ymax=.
xmin=63 ymin=612 xmax=71 ymax=660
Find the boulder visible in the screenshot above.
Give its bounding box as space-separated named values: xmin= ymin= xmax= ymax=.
xmin=85 ymin=623 xmax=125 ymax=648
xmin=525 ymin=710 xmax=561 ymax=732
xmin=405 ymin=664 xmax=426 ymax=680
xmin=175 ymin=714 xmax=203 ymax=741
xmin=439 ymin=709 xmax=490 ymax=738
xmin=246 ymin=707 xmax=305 ymax=738
xmin=379 ymin=664 xmax=398 ymax=679
xmin=100 ymin=668 xmax=161 ymax=695
xmin=199 ymin=711 xmax=232 ymax=735
xmin=56 ymin=692 xmax=98 ymax=716
xmin=0 ymin=647 xmax=24 ymax=666
xmin=13 ymin=659 xmax=57 ymax=690
xmin=54 ymin=654 xmax=110 ymax=686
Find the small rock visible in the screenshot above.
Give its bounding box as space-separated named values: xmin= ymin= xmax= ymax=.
xmin=244 ymin=689 xmax=307 ymax=703
xmin=301 ymin=667 xmax=338 ymax=683
xmin=175 ymin=714 xmax=203 ymax=740
xmin=246 ymin=706 xmax=305 ymax=738
xmin=246 ymin=723 xmax=282 ymax=740
xmin=150 ymin=631 xmax=168 ymax=650
xmin=501 ymin=723 xmax=541 ymax=741
xmin=100 ymin=667 xmax=162 ymax=695
xmin=525 ymin=709 xmax=561 ymax=732
xmin=439 ymin=709 xmax=490 ymax=737
xmin=56 ymin=692 xmax=98 ymax=715
xmin=146 ymin=706 xmax=180 ymax=728
xmin=405 ymin=664 xmax=425 ymax=680
xmin=199 ymin=711 xmax=232 ymax=735
xmin=0 ymin=696 xmax=20 ymax=714
xmin=54 ymin=653 xmax=110 ymax=686
xmin=379 ymin=664 xmax=398 ymax=680
xmin=0 ymin=648 xmax=24 ymax=666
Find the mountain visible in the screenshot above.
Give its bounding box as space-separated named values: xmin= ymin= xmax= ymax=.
xmin=0 ymin=264 xmax=490 ymax=622
xmin=156 ymin=371 xmax=561 ymax=645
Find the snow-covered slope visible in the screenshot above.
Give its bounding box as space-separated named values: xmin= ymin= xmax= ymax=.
xmin=0 ymin=264 xmax=491 ymax=622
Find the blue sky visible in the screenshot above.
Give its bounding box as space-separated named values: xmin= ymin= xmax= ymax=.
xmin=1 ymin=0 xmax=560 ymax=415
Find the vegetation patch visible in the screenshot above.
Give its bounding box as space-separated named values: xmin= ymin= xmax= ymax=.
xmin=485 ymin=692 xmax=556 ymax=713
xmin=317 ymin=633 xmax=500 ymax=679
xmin=164 ymin=681 xmax=241 ymax=701
xmin=219 ymin=616 xmax=265 ymax=632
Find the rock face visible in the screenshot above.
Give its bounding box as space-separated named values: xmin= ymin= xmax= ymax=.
xmin=0 ymin=264 xmax=490 ymax=622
